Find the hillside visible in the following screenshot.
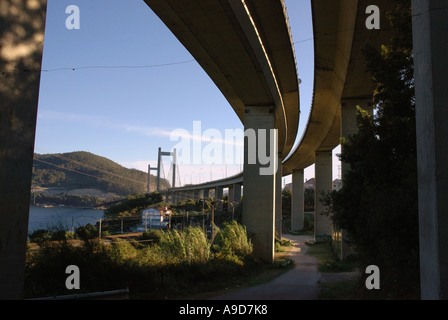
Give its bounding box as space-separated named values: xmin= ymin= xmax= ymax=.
xmin=32 ymin=151 xmax=171 ymax=197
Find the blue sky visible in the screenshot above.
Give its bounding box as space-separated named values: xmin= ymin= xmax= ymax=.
xmin=36 ymin=0 xmax=339 ymax=185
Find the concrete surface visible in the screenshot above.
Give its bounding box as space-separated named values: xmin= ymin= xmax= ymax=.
xmin=412 ymin=0 xmax=448 ymax=300
xmin=211 ymin=234 xmax=322 ymax=300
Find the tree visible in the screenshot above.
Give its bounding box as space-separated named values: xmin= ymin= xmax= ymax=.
xmin=325 ymin=0 xmax=419 ymax=298
xmin=281 ymin=188 xmax=291 ymax=217
xmin=104 ymin=192 xmax=163 ymax=215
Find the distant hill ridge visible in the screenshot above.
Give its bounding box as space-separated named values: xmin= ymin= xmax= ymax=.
xmin=32 ymin=151 xmax=170 ymax=197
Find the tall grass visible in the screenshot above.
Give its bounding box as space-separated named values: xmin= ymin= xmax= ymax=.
xmin=213 ymin=221 xmax=253 ymax=261
xmin=25 ymin=222 xmax=254 ymax=299
xmin=158 ymin=227 xmax=211 ymax=264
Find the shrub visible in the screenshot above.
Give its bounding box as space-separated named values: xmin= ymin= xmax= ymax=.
xmin=51 ymin=230 xmax=68 ymax=241
xmin=158 ymin=227 xmax=211 ymax=264
xmin=140 ymin=229 xmax=163 ymax=243
xmin=214 ymin=221 xmax=253 ymax=260
xmin=75 ymin=223 xmax=98 ymax=241
xmin=109 ymin=239 xmax=138 ymax=263
xmin=29 ymin=229 xmax=51 ymax=244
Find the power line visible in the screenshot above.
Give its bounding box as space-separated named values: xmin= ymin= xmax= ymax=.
xmin=41 ymin=59 xmax=196 ymax=73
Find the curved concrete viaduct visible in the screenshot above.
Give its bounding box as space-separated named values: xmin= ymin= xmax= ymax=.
xmin=145 ymin=0 xmax=300 ymax=263
xmin=284 ymin=0 xmax=395 ymax=250
xmin=164 ymin=172 xmax=243 ymax=213
xmin=1 ymin=0 xmax=447 ymax=299
xmin=284 ymin=0 xmax=394 ymax=174
xmin=145 ymin=0 xmax=300 ymax=158
xmin=154 ymin=0 xmax=394 ymax=260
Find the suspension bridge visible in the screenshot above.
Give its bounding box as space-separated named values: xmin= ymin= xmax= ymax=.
xmin=0 ymin=0 xmax=446 ymax=300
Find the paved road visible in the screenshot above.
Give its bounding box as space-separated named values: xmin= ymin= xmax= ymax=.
xmin=211 ymin=234 xmax=322 ymax=300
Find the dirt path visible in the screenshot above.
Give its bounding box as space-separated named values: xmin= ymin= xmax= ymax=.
xmin=211 ymin=234 xmax=323 ymax=300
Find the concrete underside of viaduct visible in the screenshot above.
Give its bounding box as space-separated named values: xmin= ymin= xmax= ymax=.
xmin=0 ymin=0 xmax=447 ymax=300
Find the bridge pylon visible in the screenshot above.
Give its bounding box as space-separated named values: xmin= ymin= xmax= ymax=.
xmin=148 ymin=148 xmax=177 ymax=193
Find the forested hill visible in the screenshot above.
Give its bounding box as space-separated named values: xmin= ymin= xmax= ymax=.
xmin=32 ymin=151 xmax=171 ymax=197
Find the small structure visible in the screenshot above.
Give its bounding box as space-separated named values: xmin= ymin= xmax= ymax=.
xmin=141 ymin=207 xmax=172 ymax=230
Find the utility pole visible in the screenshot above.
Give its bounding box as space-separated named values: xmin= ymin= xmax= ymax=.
xmin=157 ymin=147 xmax=162 ymax=192
xmin=172 ymin=148 xmax=177 ymax=188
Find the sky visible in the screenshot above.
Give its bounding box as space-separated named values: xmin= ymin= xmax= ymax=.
xmin=36 ymin=0 xmax=341 ymax=187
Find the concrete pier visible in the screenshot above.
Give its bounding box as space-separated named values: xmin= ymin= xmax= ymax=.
xmin=275 ymin=153 xmax=283 ymax=239
xmin=233 ymin=183 xmax=242 ymax=206
xmin=193 ymin=189 xmax=199 ymax=202
xmin=291 ymin=169 xmax=304 ymax=231
xmin=242 ymin=106 xmax=277 ymax=264
xmin=412 ymin=0 xmax=448 ymax=300
xmin=0 ymin=0 xmax=48 ymax=299
xmin=203 ymin=188 xmax=210 ymax=200
xmin=216 ymin=186 xmax=223 ymax=212
xmin=314 ymin=151 xmax=333 ymax=238
xmin=228 ymin=185 xmax=234 ymax=212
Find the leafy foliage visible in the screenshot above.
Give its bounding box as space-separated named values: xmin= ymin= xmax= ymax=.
xmin=104 ymin=192 xmax=163 ymax=215
xmin=324 ymin=0 xmax=419 ymax=298
xmin=24 ymin=222 xmax=256 ymax=299
xmin=31 ymin=193 xmax=105 ymax=207
xmin=213 ymin=221 xmax=253 ymax=260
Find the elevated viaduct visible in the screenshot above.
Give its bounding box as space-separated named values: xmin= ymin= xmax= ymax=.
xmin=0 ymin=0 xmax=446 ymax=299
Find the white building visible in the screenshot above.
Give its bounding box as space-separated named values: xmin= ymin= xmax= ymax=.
xmin=141 ymin=207 xmax=172 ymax=230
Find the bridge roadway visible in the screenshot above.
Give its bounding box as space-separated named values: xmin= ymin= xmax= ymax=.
xmin=149 ymin=0 xmax=393 ymax=261
xmin=1 ymin=0 xmax=447 ymax=299
xmin=145 ymin=0 xmax=300 ymax=263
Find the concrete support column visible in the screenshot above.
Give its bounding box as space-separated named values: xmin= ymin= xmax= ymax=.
xmin=228 ymin=185 xmax=234 ymax=212
xmin=412 ymin=0 xmax=448 ymax=300
xmin=242 ymin=106 xmax=277 ymax=264
xmin=180 ymin=191 xmax=186 ymax=203
xmin=314 ymin=151 xmax=333 ymax=238
xmin=0 ymin=1 xmax=47 ymax=300
xmin=194 ymin=190 xmax=199 ymax=202
xmin=275 ymin=153 xmax=283 ymax=239
xmin=233 ymin=183 xmax=242 ymax=206
xmin=291 ymin=169 xmax=304 ymax=231
xmin=215 ymin=186 xmax=223 ymax=212
xmin=203 ymin=189 xmax=210 ymax=200
xmin=228 ymin=183 xmax=242 ymax=213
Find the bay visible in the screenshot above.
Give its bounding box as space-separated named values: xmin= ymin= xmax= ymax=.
xmin=28 ymin=206 xmax=104 ymax=234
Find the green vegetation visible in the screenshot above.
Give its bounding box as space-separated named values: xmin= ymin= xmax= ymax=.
xmin=31 ymin=193 xmax=105 ymax=208
xmin=284 ymin=213 xmax=314 ymax=236
xmin=305 ymin=239 xmax=360 ymax=300
xmin=322 ymin=0 xmax=420 ymax=299
xmin=281 ymin=188 xmax=291 ymax=215
xmin=29 ymin=222 xmax=106 ymax=244
xmin=318 ymin=279 xmax=360 ymax=301
xmin=32 ymin=151 xmax=170 ymax=197
xmin=104 ymin=192 xmax=163 ymax=215
xmin=282 ymin=188 xmax=314 ymax=216
xmin=24 ymin=222 xmax=288 ymax=299
xmin=214 ymin=221 xmax=253 ymax=260
xmin=306 ymin=239 xmax=357 ymax=273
